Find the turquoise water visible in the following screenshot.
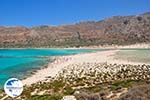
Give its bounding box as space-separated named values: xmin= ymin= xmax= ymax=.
xmin=116 ymin=48 xmax=150 ymax=63
xmin=0 ymin=48 xmax=103 ymax=89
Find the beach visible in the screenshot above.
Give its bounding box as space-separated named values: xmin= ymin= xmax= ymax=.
xmin=1 ymin=48 xmax=150 ymax=100
xmin=22 ymin=49 xmax=150 ymax=85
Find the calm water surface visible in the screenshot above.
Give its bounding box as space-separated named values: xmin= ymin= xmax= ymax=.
xmin=116 ymin=48 xmax=150 ymax=63
xmin=0 ymin=48 xmax=104 ymax=88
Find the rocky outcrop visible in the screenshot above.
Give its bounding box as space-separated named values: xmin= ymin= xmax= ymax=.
xmin=0 ymin=12 xmax=150 ymax=47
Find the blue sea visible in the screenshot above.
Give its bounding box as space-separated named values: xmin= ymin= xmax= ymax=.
xmin=0 ymin=48 xmax=103 ymax=89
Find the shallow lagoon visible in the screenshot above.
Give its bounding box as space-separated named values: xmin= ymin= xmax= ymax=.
xmin=0 ymin=48 xmax=103 ymax=88
xmin=116 ymin=48 xmax=150 ymax=63
xmin=1 ymin=48 xmax=149 ymax=89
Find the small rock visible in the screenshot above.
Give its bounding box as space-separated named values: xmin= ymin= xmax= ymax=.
xmin=62 ymin=95 xmax=76 ymax=100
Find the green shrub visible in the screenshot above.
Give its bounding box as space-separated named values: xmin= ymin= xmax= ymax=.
xmin=51 ymin=80 xmax=65 ymax=92
xmin=84 ymin=85 xmax=102 ymax=93
xmin=64 ymin=86 xmax=75 ymax=95
xmin=50 ymin=93 xmax=63 ymax=100
xmin=29 ymin=95 xmax=51 ymax=100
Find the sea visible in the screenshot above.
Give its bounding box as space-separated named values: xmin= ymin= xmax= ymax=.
xmin=0 ymin=48 xmax=102 ymax=89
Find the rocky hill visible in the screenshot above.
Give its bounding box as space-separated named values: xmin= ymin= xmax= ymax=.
xmin=0 ymin=12 xmax=150 ymax=47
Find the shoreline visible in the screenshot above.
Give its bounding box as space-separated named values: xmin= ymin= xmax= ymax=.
xmin=22 ymin=49 xmax=150 ymax=86
xmin=1 ymin=43 xmax=150 ymax=49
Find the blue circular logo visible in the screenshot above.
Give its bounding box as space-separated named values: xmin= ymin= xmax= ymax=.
xmin=4 ymin=78 xmax=23 ymax=97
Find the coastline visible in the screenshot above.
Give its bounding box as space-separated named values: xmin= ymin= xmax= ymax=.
xmin=0 ymin=43 xmax=150 ymax=50
xmin=1 ymin=44 xmax=149 ymax=86
xmin=22 ymin=49 xmax=150 ymax=86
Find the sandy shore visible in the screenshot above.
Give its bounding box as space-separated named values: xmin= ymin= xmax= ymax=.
xmin=22 ymin=49 xmax=149 ymax=85
xmin=1 ymin=43 xmax=150 ymax=50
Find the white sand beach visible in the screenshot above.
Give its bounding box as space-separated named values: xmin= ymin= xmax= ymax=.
xmin=22 ymin=49 xmax=149 ymax=85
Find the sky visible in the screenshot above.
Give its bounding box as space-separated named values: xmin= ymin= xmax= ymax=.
xmin=0 ymin=0 xmax=150 ymax=27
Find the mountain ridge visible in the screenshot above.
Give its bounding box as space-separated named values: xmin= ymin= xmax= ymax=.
xmin=0 ymin=12 xmax=150 ymax=47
